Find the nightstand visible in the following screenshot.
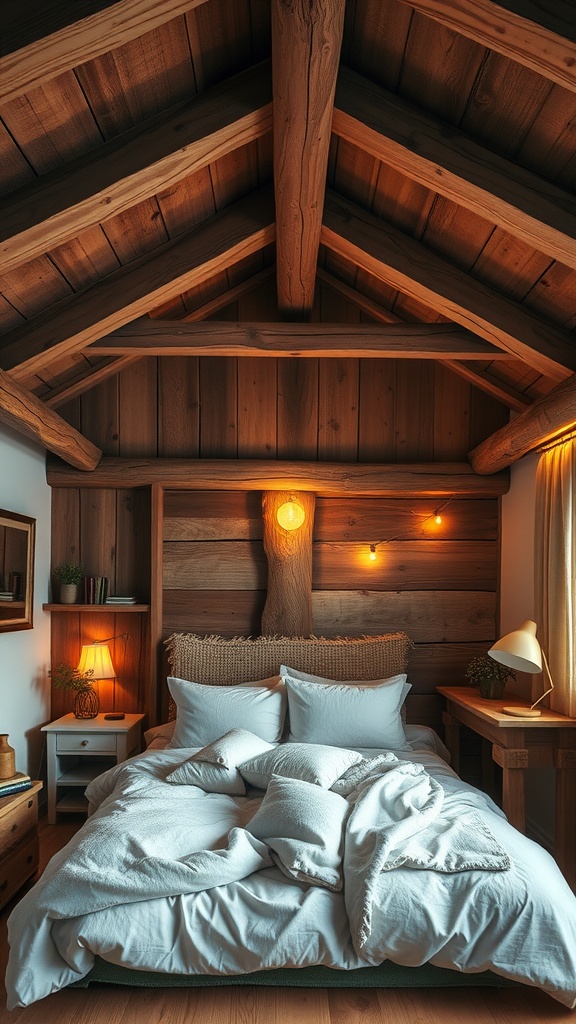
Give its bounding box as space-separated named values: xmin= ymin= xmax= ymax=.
xmin=41 ymin=714 xmax=144 ymax=824
xmin=0 ymin=782 xmax=43 ymax=910
xmin=437 ymin=686 xmax=576 ymax=889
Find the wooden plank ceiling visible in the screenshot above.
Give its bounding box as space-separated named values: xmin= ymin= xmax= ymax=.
xmin=0 ymin=0 xmax=575 ymax=473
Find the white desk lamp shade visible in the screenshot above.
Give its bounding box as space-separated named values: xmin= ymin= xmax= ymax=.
xmin=488 ymin=619 xmax=553 ymax=717
xmin=488 ymin=619 xmax=542 ymax=674
xmin=77 ymin=642 xmax=116 ymax=679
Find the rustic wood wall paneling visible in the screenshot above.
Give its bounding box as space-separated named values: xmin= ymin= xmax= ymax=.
xmin=318 ymin=358 xmax=360 ymax=460
xmin=158 ymin=356 xmax=200 ymax=456
xmin=277 ymin=358 xmax=319 ymax=458
xmin=200 ymin=357 xmax=238 ymax=456
xmin=237 ymin=357 xmax=278 ymax=458
xmin=358 ymin=360 xmax=396 ymax=460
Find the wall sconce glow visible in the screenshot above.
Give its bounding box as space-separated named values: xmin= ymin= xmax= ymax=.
xmin=276 ymin=499 xmax=305 ymax=531
xmin=369 ymin=544 xmax=377 ymax=561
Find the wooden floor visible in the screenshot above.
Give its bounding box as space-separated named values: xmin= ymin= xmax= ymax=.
xmin=1 ymin=818 xmax=573 ymax=1024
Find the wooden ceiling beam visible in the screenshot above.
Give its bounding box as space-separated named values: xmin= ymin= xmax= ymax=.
xmin=272 ymin=0 xmax=345 ymax=318
xmin=46 ymin=456 xmax=509 ymax=496
xmin=0 ymin=370 xmax=101 ymax=469
xmin=317 ymin=268 xmax=532 ymax=411
xmin=442 ymin=361 xmax=532 ymax=412
xmin=0 ymin=187 xmax=275 ymax=382
xmin=334 ymin=66 xmax=576 ymax=273
xmin=0 ymin=63 xmax=272 ymax=277
xmin=322 ymin=190 xmax=576 ymax=383
xmin=469 ymin=371 xmax=576 ymax=473
xmin=43 ymin=357 xmax=141 ymax=409
xmin=397 ymin=0 xmax=576 ymax=93
xmin=89 ymin=320 xmax=511 ymax=359
xmin=0 ymin=0 xmax=210 ymax=106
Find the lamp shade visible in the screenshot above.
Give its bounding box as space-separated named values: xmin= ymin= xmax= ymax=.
xmin=77 ymin=642 xmax=116 ymax=679
xmin=488 ymin=619 xmax=542 ymax=675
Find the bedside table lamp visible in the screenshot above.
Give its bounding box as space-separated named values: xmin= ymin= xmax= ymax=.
xmin=488 ymin=619 xmax=554 ymax=718
xmin=77 ymin=641 xmax=116 ymax=683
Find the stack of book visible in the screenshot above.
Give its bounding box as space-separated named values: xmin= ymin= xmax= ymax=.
xmin=105 ymin=596 xmax=138 ymax=605
xmin=0 ymin=591 xmax=14 ymax=601
xmin=0 ymin=772 xmax=32 ymax=798
xmin=82 ymin=576 xmax=109 ymax=604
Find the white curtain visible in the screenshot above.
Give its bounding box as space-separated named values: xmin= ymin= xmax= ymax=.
xmin=534 ymin=439 xmax=576 ymax=718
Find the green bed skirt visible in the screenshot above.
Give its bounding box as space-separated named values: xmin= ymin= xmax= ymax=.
xmin=72 ymin=958 xmax=519 ymax=990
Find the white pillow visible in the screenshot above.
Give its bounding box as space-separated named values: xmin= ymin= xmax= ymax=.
xmin=167 ymin=675 xmax=286 ymax=748
xmin=165 ymin=758 xmax=246 ymax=795
xmin=239 ymin=741 xmax=361 ymax=790
xmin=193 ymin=728 xmax=275 ymax=769
xmin=281 ymin=671 xmax=411 ymax=749
xmin=246 ymin=775 xmax=349 ymax=890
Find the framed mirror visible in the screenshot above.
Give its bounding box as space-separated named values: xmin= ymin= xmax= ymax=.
xmin=0 ymin=509 xmax=35 ymax=632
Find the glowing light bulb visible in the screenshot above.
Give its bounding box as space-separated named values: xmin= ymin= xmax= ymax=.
xmin=434 ymin=514 xmax=442 ymax=525
xmin=276 ymin=499 xmax=305 ymax=531
xmin=369 ymin=544 xmax=377 ymax=561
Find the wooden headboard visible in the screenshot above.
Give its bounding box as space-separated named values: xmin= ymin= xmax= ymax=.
xmin=163 ymin=632 xmax=411 ymax=721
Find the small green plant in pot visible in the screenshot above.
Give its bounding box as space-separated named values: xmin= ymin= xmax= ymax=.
xmin=53 ymin=563 xmax=84 ymax=604
xmin=51 ymin=663 xmax=99 ymax=718
xmin=465 ymin=655 xmax=515 ymax=699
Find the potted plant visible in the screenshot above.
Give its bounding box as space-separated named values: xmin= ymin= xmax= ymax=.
xmin=51 ymin=663 xmax=99 ymax=718
xmin=465 ymin=655 xmax=515 ymax=700
xmin=53 ymin=563 xmax=84 ymax=604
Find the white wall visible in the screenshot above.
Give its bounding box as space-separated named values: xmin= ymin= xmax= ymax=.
xmin=0 ymin=423 xmax=51 ymax=782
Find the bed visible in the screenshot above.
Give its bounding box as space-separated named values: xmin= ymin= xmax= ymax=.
xmin=6 ymin=632 xmax=576 ymax=1010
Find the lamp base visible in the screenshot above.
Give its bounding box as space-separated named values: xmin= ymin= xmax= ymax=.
xmin=502 ymin=706 xmax=542 ymax=718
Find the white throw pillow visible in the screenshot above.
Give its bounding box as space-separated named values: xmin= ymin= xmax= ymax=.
xmin=281 ymin=670 xmax=411 ymax=749
xmin=193 ymin=728 xmax=275 ymax=769
xmin=165 ymin=758 xmax=246 ymax=795
xmin=239 ymin=741 xmax=361 ymax=790
xmin=167 ymin=675 xmax=286 ymax=748
xmin=247 ymin=775 xmax=349 ymax=890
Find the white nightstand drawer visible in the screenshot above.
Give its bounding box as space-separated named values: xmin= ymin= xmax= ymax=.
xmin=56 ymin=733 xmax=117 ymax=753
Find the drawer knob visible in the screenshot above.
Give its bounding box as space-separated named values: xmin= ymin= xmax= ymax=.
xmin=0 ymin=880 xmax=7 ymax=892
xmin=81 ymin=740 xmax=89 ymax=747
xmin=11 ymin=822 xmax=18 ymax=833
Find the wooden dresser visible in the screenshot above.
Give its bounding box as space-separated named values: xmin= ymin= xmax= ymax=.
xmin=0 ymin=782 xmax=42 ymax=910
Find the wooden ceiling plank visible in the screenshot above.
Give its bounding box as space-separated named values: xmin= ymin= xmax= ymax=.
xmin=0 ymin=368 xmax=101 ymax=469
xmin=0 ymin=186 xmax=275 ymax=381
xmin=321 ymin=190 xmax=576 ymax=382
xmin=334 ymin=66 xmax=576 ymax=272
xmin=272 ymin=0 xmax=345 ymax=317
xmin=0 ymin=63 xmax=272 ymax=277
xmin=46 ymin=456 xmax=509 ymax=495
xmin=316 ymin=267 xmax=403 ymax=324
xmin=89 ymin=319 xmax=510 ymax=359
xmin=469 ymin=371 xmax=576 ymax=473
xmin=397 ymin=0 xmax=576 ymax=93
xmin=0 ymin=0 xmax=210 ymax=106
xmin=443 ymin=360 xmax=531 ymax=411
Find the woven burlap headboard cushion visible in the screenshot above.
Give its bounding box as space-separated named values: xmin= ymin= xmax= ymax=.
xmin=164 ymin=633 xmax=411 ymax=721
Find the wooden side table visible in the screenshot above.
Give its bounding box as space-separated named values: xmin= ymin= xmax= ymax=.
xmin=437 ymin=686 xmax=576 ymax=889
xmin=0 ymin=782 xmax=43 ymax=909
xmin=41 ymin=714 xmax=144 ymax=824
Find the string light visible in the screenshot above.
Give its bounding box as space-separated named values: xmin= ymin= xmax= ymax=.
xmin=367 ymin=495 xmax=454 ymax=561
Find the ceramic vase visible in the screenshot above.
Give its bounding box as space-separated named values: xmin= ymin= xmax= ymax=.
xmin=0 ymin=734 xmax=16 ymax=779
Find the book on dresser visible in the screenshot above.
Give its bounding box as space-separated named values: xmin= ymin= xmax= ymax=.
xmin=0 ymin=772 xmax=32 ymax=797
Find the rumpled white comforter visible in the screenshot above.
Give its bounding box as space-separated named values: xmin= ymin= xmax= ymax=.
xmin=6 ymin=743 xmax=576 ymax=1009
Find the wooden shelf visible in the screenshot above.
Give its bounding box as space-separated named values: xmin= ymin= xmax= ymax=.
xmin=43 ymin=603 xmax=150 ymax=612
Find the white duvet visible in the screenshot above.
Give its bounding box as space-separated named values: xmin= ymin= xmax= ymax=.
xmin=6 ymin=734 xmax=576 ymax=1010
